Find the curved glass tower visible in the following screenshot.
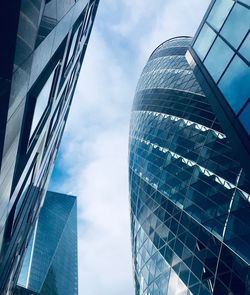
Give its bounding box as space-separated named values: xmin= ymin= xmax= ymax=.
xmin=129 ymin=37 xmax=250 ymax=295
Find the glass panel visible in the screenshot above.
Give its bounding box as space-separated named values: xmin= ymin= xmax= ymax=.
xmin=239 ymin=102 xmax=250 ymax=135
xmin=67 ymin=26 xmax=81 ymax=65
xmin=219 ymin=55 xmax=250 ymax=114
xmin=221 ymin=3 xmax=250 ymax=49
xmin=13 ymin=171 xmax=33 ymax=224
xmin=204 ymin=36 xmax=234 ymax=82
xmin=30 ymin=70 xmax=55 ymax=137
xmin=239 ymin=32 xmax=250 ymax=63
xmin=239 ymin=0 xmax=250 ymax=5
xmin=207 ymin=0 xmax=234 ymax=32
xmin=193 ymin=24 xmax=216 ymax=61
xmin=18 ymin=230 xmax=35 ymax=287
xmin=36 ymin=0 xmax=58 ymax=47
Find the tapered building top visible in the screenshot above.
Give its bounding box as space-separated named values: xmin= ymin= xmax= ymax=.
xmin=129 ymin=37 xmax=250 ymax=295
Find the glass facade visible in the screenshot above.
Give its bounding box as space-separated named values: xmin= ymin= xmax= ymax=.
xmin=0 ymin=1 xmax=99 ymax=294
xmin=190 ymin=0 xmax=250 ymax=174
xmin=16 ymin=191 xmax=78 ymax=295
xmin=129 ymin=37 xmax=250 ymax=295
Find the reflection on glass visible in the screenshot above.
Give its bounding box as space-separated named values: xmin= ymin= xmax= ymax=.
xmin=204 ymin=36 xmax=234 ymax=82
xmin=36 ymin=0 xmax=58 ymax=47
xmin=240 ymin=0 xmax=250 ymax=4
xmin=30 ymin=71 xmax=54 ymax=138
xmin=219 ymin=55 xmax=250 ymax=114
xmin=221 ymin=3 xmax=250 ymax=49
xmin=13 ymin=171 xmax=33 ymax=224
xmin=193 ymin=24 xmax=216 ymax=61
xmin=239 ymin=102 xmax=250 ymax=135
xmin=239 ymin=32 xmax=250 ymax=63
xmin=67 ymin=26 xmax=81 ymax=65
xmin=207 ymin=0 xmax=234 ymax=32
xmin=18 ymin=230 xmax=35 ymax=287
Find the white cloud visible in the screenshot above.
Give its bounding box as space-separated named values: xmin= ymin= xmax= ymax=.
xmin=51 ymin=1 xmax=211 ymax=294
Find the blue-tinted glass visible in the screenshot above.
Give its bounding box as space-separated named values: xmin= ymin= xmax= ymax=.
xmin=18 ymin=230 xmax=35 ymax=287
xmin=239 ymin=32 xmax=250 ymax=62
xmin=239 ymin=0 xmax=250 ymax=5
xmin=13 ymin=172 xmax=33 ymax=224
xmin=204 ymin=36 xmax=234 ymax=82
xmin=30 ymin=71 xmax=54 ymax=138
xmin=221 ymin=3 xmax=250 ymax=49
xmin=219 ymin=55 xmax=250 ymax=114
xmin=239 ymin=102 xmax=250 ymax=135
xmin=22 ymin=192 xmax=78 ymax=294
xmin=207 ymin=0 xmax=234 ymax=31
xmin=193 ymin=24 xmax=216 ymax=61
xmin=67 ymin=25 xmax=81 ymax=65
xmin=36 ymin=0 xmax=58 ymax=47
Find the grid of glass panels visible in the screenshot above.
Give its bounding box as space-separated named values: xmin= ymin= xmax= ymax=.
xmin=18 ymin=192 xmax=78 ymax=295
xmin=193 ymin=0 xmax=250 ymax=135
xmin=129 ymin=37 xmax=250 ymax=295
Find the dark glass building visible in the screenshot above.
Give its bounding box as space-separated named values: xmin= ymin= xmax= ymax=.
xmin=187 ymin=0 xmax=250 ymax=175
xmin=129 ymin=37 xmax=250 ymax=295
xmin=0 ymin=1 xmax=99 ymax=293
xmin=15 ymin=191 xmax=78 ymax=295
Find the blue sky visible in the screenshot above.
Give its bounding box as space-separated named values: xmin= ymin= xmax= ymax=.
xmin=50 ymin=1 xmax=210 ymax=294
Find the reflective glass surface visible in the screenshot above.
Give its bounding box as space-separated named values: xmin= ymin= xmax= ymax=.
xmin=193 ymin=24 xmax=216 ymax=61
xmin=207 ymin=0 xmax=234 ymax=31
xmin=30 ymin=70 xmax=54 ymax=138
xmin=239 ymin=102 xmax=250 ymax=135
xmin=239 ymin=32 xmax=250 ymax=62
xmin=192 ymin=0 xmax=250 ymax=140
xmin=204 ymin=36 xmax=234 ymax=82
xmin=130 ymin=37 xmax=250 ymax=295
xmin=18 ymin=192 xmax=78 ymax=295
xmin=0 ymin=0 xmax=99 ymax=293
xmin=218 ymin=55 xmax=250 ymax=114
xmin=221 ymin=3 xmax=250 ymax=49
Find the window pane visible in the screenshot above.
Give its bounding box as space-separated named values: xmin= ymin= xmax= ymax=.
xmin=219 ymin=55 xmax=250 ymax=114
xmin=239 ymin=102 xmax=250 ymax=135
xmin=207 ymin=0 xmax=234 ymax=32
xmin=67 ymin=25 xmax=81 ymax=65
xmin=204 ymin=36 xmax=234 ymax=82
xmin=193 ymin=24 xmax=216 ymax=61
xmin=221 ymin=3 xmax=250 ymax=49
xmin=30 ymin=71 xmax=54 ymax=137
xmin=239 ymin=32 xmax=250 ymax=63
xmin=239 ymin=0 xmax=250 ymax=5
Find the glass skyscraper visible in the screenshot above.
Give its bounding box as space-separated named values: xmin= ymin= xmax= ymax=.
xmin=187 ymin=0 xmax=250 ymax=175
xmin=0 ymin=1 xmax=99 ymax=293
xmin=129 ymin=37 xmax=250 ymax=295
xmin=15 ymin=191 xmax=78 ymax=295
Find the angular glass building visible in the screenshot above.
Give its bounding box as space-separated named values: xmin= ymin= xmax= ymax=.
xmin=187 ymin=0 xmax=250 ymax=175
xmin=15 ymin=191 xmax=78 ymax=295
xmin=0 ymin=1 xmax=99 ymax=293
xmin=129 ymin=37 xmax=250 ymax=295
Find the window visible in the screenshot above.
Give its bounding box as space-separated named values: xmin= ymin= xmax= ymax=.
xmin=239 ymin=32 xmax=250 ymax=63
xmin=221 ymin=3 xmax=250 ymax=49
xmin=219 ymin=55 xmax=250 ymax=114
xmin=204 ymin=36 xmax=234 ymax=82
xmin=239 ymin=102 xmax=250 ymax=135
xmin=207 ymin=0 xmax=234 ymax=32
xmin=67 ymin=25 xmax=81 ymax=66
xmin=13 ymin=166 xmax=34 ymax=226
xmin=29 ymin=69 xmax=55 ymax=140
xmin=193 ymin=24 xmax=216 ymax=61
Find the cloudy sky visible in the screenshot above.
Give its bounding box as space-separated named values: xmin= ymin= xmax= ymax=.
xmin=50 ymin=1 xmax=210 ymax=294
